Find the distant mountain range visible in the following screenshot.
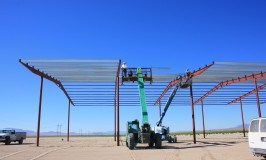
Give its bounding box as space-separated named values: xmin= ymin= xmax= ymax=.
xmin=1 ymin=128 xmax=125 ymax=136
xmin=235 ymin=124 xmax=249 ymax=129
xmin=2 ymin=124 xmax=249 ymax=136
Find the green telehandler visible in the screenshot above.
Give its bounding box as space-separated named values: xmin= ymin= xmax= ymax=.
xmin=124 ymin=68 xmax=162 ymax=150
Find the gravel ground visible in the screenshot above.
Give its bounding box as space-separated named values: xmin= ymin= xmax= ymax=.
xmin=0 ymin=133 xmax=263 ymax=160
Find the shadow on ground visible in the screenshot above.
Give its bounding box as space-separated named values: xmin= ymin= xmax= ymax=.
xmin=126 ymin=140 xmax=241 ymax=150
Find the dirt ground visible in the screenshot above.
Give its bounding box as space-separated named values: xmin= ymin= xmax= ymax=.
xmin=0 ymin=133 xmax=263 ymax=160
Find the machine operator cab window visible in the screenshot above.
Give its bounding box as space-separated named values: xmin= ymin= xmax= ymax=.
xmin=129 ymin=124 xmax=139 ymax=130
xmin=128 ymin=120 xmax=140 ymax=133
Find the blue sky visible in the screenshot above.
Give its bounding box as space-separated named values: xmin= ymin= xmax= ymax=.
xmin=0 ymin=0 xmax=266 ymax=133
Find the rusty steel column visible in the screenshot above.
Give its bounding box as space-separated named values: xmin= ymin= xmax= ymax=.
xmin=240 ymin=99 xmax=246 ymax=137
xmin=189 ymin=84 xmax=196 ymax=144
xmin=114 ymin=79 xmax=117 ymax=141
xmin=254 ymin=78 xmax=262 ymax=117
xmin=67 ymin=100 xmax=71 ymax=142
xmin=201 ymin=101 xmax=206 ymax=139
xmin=159 ymin=100 xmax=162 ymax=117
xmin=37 ymin=76 xmax=44 ymax=147
xmin=117 ymin=76 xmax=120 ymax=146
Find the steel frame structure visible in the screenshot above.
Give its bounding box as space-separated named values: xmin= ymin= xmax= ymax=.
xmin=154 ymin=61 xmax=266 ymax=144
xmin=20 ymin=60 xmax=266 ymax=147
xmin=228 ymin=82 xmax=266 ymax=105
xmin=20 ymin=59 xmax=122 ymax=146
xmin=20 ymin=59 xmax=182 ymax=146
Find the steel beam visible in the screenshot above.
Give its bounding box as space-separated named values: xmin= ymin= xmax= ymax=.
xmin=190 ymin=84 xmax=196 ymax=144
xmin=116 ymin=60 xmax=121 ymax=146
xmin=194 ymin=72 xmax=266 ymax=105
xmin=114 ymin=62 xmax=119 ymax=141
xmin=114 ymin=82 xmax=117 ymax=141
xmin=239 ymin=99 xmax=246 ymax=137
xmin=19 ymin=59 xmax=74 ymax=105
xmin=37 ymin=76 xmax=43 ymax=147
xmin=117 ymin=76 xmax=120 ymax=146
xmin=201 ymin=101 xmax=206 ymax=139
xmin=67 ymin=100 xmax=71 ymax=142
xmin=154 ymin=62 xmax=214 ymax=105
xmin=159 ymin=100 xmax=162 ymax=117
xmin=254 ymin=78 xmax=262 ymax=117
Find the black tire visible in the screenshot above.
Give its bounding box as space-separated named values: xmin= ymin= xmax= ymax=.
xmin=149 ymin=140 xmax=154 ymax=147
xmin=149 ymin=133 xmax=154 ymax=148
xmin=128 ymin=133 xmax=135 ymax=150
xmin=155 ymin=133 xmax=162 ymax=149
xmin=19 ymin=138 xmax=23 ymax=144
xmin=263 ymin=155 xmax=266 ymax=159
xmin=5 ymin=137 xmax=11 ymax=145
xmin=168 ymin=136 xmax=172 ymax=143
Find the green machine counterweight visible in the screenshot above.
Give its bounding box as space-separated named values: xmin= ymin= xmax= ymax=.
xmin=124 ymin=67 xmax=162 ymax=150
xmin=136 ymin=68 xmax=149 ymax=124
